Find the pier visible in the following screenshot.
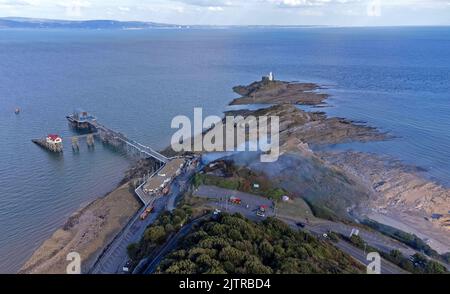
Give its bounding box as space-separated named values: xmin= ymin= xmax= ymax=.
xmin=67 ymin=110 xmax=169 ymax=164
xmin=67 ymin=110 xmax=173 ymax=205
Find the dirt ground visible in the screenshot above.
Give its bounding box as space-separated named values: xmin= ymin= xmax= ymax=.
xmin=19 ymin=184 xmax=141 ymax=274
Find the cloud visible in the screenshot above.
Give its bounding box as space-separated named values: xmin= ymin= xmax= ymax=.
xmin=173 ymin=0 xmax=234 ymax=7
xmin=58 ymin=0 xmax=92 ymax=17
xmin=265 ymin=0 xmax=357 ymax=8
xmin=0 ymin=0 xmax=450 ymax=25
xmin=118 ymin=6 xmax=130 ymax=11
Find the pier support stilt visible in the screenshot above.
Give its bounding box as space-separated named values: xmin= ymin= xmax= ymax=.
xmin=86 ymin=134 xmax=95 ymax=148
xmin=72 ymin=137 xmax=80 ymax=151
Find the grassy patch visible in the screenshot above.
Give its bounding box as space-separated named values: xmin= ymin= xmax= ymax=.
xmin=193 ymin=172 xmax=290 ymax=202
xmin=302 ymin=197 xmax=340 ymax=222
xmin=277 ymin=197 xmax=316 ymax=221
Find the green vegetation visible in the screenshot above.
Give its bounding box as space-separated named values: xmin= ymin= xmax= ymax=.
xmin=328 ymin=231 xmax=340 ymax=243
xmin=193 ymin=173 xmax=241 ymax=190
xmin=127 ymin=207 xmax=192 ymax=263
xmin=344 ymin=234 xmax=447 ymax=274
xmin=193 ymin=163 xmax=288 ymax=201
xmin=302 ymin=197 xmax=339 ymax=221
xmin=385 ymin=250 xmax=448 ymax=274
xmin=156 ymin=214 xmax=364 ymax=274
xmin=195 ymin=160 xmax=351 ymax=222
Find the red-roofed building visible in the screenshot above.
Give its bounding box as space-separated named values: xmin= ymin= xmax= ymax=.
xmin=46 ymin=134 xmax=62 ymax=145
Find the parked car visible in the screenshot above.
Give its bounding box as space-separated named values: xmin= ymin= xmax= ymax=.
xmin=140 ymin=206 xmax=154 ymax=220
xmin=296 ymin=222 xmax=306 ymax=228
xmin=122 ymin=260 xmax=132 ymax=273
xmin=256 ymin=211 xmax=266 ymax=217
xmin=256 ymin=205 xmax=267 ymax=217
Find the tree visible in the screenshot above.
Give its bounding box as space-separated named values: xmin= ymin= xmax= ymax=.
xmin=259 ymin=240 xmax=274 ymax=260
xmin=328 ymin=231 xmax=339 ymax=243
xmin=244 ymin=259 xmax=273 ymax=274
xmin=349 ymin=235 xmax=365 ymax=248
xmin=165 ymin=223 xmax=175 ymax=234
xmin=389 ymin=249 xmax=403 ymax=262
xmin=219 ymin=246 xmax=246 ymax=265
xmin=157 ymin=214 xmax=365 ymax=274
xmin=173 ymin=209 xmax=187 ymax=221
xmin=127 ymin=243 xmax=139 ymax=260
xmin=164 ymin=260 xmax=198 ymax=274
xmin=144 ymin=226 xmax=166 ymax=244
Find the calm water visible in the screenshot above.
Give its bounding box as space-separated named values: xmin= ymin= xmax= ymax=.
xmin=1 ymin=27 xmax=449 ymax=273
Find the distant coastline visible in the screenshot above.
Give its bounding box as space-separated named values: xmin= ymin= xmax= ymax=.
xmin=6 ymin=17 xmax=446 ymax=30
xmin=0 ymin=17 xmax=186 ymax=30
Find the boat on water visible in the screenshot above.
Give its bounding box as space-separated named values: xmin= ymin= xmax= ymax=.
xmin=66 ymin=109 xmax=97 ymax=131
xmin=15 ymin=108 xmax=20 ymax=114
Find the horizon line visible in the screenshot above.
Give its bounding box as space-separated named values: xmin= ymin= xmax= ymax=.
xmin=1 ymin=16 xmax=450 ymax=28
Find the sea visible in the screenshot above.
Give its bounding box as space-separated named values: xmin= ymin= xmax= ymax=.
xmin=0 ymin=26 xmax=449 ymax=273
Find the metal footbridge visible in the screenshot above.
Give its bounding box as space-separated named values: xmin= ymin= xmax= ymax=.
xmin=67 ymin=111 xmax=169 ymax=164
xmin=91 ymin=120 xmax=169 ymax=164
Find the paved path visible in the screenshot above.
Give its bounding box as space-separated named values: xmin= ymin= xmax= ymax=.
xmin=332 ymin=240 xmax=408 ymax=274
xmin=89 ymin=164 xmax=197 ymax=274
xmin=90 ymin=196 xmax=166 ymax=274
xmin=193 ymin=186 xmax=425 ymax=274
xmin=195 ymin=185 xmax=275 ymax=218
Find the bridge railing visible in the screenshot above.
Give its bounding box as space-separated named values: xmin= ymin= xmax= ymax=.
xmin=89 ymin=120 xmax=169 ymax=163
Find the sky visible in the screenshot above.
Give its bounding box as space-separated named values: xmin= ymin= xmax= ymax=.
xmin=0 ymin=0 xmax=449 ymax=26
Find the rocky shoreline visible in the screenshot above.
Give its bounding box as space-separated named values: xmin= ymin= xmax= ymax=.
xmin=19 ymin=184 xmax=141 ymax=274
xmin=321 ymin=151 xmax=450 ymax=253
xmin=20 ymin=76 xmax=449 ymax=273
xmin=228 ymin=77 xmax=449 ymax=254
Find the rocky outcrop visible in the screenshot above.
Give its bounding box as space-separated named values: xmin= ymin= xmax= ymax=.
xmin=231 ymin=79 xmax=329 ymax=106
xmin=226 ymin=104 xmax=387 ymax=146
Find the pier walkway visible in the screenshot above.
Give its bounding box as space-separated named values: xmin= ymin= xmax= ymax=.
xmin=68 ymin=111 xmax=169 ymax=164
xmin=90 ymin=120 xmax=169 ymax=164
xmin=67 ymin=111 xmax=176 ymax=206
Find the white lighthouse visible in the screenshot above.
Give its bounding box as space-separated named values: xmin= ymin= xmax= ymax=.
xmin=268 ymin=72 xmax=274 ymax=81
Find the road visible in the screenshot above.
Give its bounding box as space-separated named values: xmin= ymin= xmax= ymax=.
xmin=194 ymin=185 xmax=275 ymax=219
xmin=89 ymin=161 xmax=197 ymax=274
xmin=332 ymin=240 xmax=408 ymax=274
xmin=195 ymin=186 xmax=414 ymax=257
xmin=90 ymin=174 xmax=446 ymax=275
xmin=89 ymin=195 xmax=166 ymax=274
xmin=143 ymin=216 xmax=207 ymax=274
xmin=194 ymin=186 xmax=421 ymax=274
xmin=288 ymin=218 xmax=449 ymax=271
xmin=300 ymin=220 xmax=417 ymax=257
